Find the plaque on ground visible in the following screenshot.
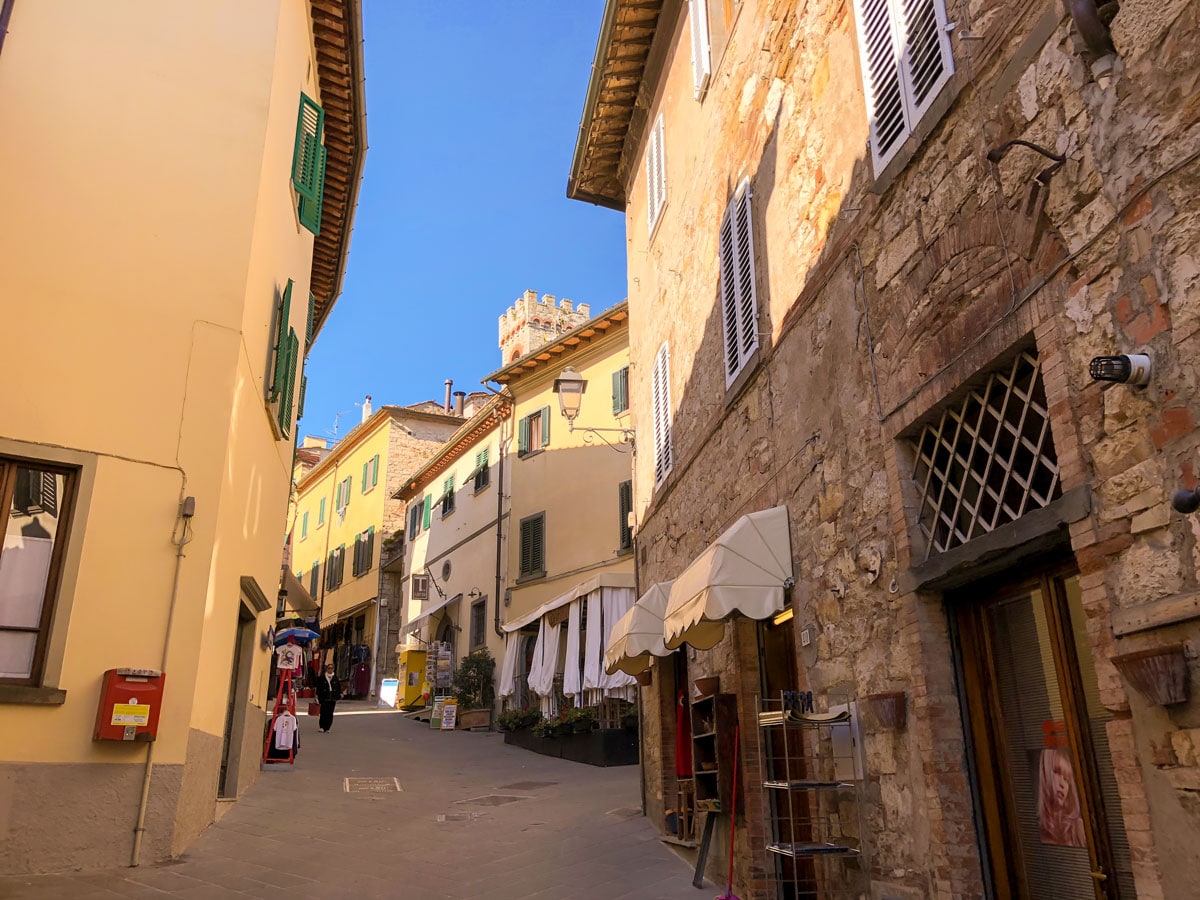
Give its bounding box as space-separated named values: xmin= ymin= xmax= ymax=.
xmin=343 ymin=777 xmax=403 ymax=793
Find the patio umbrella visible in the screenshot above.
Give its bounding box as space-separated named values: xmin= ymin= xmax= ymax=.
xmin=274 ymin=627 xmax=320 ymax=646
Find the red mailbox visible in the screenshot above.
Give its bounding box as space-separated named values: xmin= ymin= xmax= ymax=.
xmin=94 ymin=668 xmax=166 ymax=742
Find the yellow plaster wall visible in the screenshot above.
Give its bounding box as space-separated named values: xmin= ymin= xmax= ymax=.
xmin=504 ymin=330 xmax=635 ymax=625
xmin=0 ymin=0 xmax=319 ymax=763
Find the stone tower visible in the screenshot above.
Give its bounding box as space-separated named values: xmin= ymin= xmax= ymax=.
xmin=498 ymin=290 xmax=591 ymax=365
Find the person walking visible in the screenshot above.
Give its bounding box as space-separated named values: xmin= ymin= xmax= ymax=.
xmin=315 ymin=662 xmax=342 ymax=733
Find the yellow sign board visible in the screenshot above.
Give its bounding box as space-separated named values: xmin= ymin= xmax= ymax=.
xmin=111 ymin=704 xmax=151 ymax=726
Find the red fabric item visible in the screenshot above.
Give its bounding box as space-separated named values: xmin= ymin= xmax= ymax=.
xmin=676 ymin=691 xmax=694 ymax=776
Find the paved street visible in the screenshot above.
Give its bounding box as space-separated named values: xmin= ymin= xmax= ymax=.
xmin=0 ymin=703 xmax=700 ymax=899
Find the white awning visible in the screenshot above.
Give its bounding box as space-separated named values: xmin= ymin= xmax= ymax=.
xmin=281 ymin=568 xmax=317 ymax=613
xmin=604 ymin=581 xmax=674 ymax=676
xmin=406 ymin=592 xmax=461 ymax=632
xmin=663 ymin=506 xmax=793 ymax=651
xmin=502 ymin=571 xmax=636 ymax=633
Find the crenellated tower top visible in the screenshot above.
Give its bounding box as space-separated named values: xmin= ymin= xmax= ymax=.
xmin=498 ymin=289 xmax=591 ymax=365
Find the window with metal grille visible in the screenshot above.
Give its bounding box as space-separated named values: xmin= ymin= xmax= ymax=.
xmin=909 ymin=350 xmax=1061 ymax=561
xmin=470 ymin=599 xmax=487 ymax=651
xmin=851 ymin=0 xmax=954 ymax=174
xmin=519 ymin=512 xmax=545 ymax=578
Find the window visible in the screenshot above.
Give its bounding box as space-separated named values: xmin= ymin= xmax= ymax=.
xmin=318 ymin=496 xmax=327 ymax=527
xmin=267 ymin=280 xmax=300 ymax=440
xmin=412 ymin=574 xmax=429 ymax=600
xmin=689 ymin=0 xmax=712 ymax=99
xmin=422 ymin=492 xmax=434 ymax=529
xmin=909 ymin=350 xmax=1061 ymax=561
xmin=408 ymin=499 xmax=423 ymax=540
xmin=618 ymin=480 xmax=633 ymax=552
xmin=470 ymin=598 xmax=487 ymax=651
xmin=335 ymin=475 xmax=351 ymax=515
xmin=326 ymin=545 xmax=345 ymax=590
xmin=0 ymin=460 xmax=75 ymax=685
xmin=441 ymin=475 xmax=455 ymax=517
xmin=361 ymin=455 xmax=379 ymax=494
xmin=300 ymin=511 xmax=309 ymax=540
xmin=651 ymin=343 xmax=673 ymax=485
xmin=851 ymin=0 xmax=954 ymax=174
xmin=309 ymin=562 xmax=319 ymax=597
xmin=646 ymin=114 xmax=667 ymax=234
xmin=612 ymin=366 xmax=630 ymax=415
xmin=291 ymin=93 xmax=327 ymax=235
xmin=352 ymin=526 xmax=375 ymax=577
xmin=720 ymin=178 xmax=761 ymax=387
xmin=471 ymin=448 xmax=490 ymax=493
xmin=519 ymin=512 xmax=546 ymax=579
xmin=518 ymin=407 xmax=550 ymax=457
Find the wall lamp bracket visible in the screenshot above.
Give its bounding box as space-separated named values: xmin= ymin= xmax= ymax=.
xmin=986 ymin=139 xmax=1066 ymax=185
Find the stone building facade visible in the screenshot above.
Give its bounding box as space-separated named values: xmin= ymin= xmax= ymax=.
xmin=569 ymin=0 xmax=1200 ymax=897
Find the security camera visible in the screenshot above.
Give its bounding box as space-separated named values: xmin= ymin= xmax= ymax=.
xmin=1089 ymin=354 xmax=1151 ymax=387
xmin=1172 ymin=487 xmax=1200 ymax=514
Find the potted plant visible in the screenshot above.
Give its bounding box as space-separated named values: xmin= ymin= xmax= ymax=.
xmin=496 ymin=706 xmax=541 ymax=732
xmin=531 ymin=716 xmax=556 ymax=738
xmin=451 ymin=649 xmax=496 ymax=730
xmin=562 ymin=706 xmax=597 ymax=734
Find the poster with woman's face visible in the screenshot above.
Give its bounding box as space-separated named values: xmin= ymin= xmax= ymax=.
xmin=1037 ymin=748 xmax=1086 ymax=848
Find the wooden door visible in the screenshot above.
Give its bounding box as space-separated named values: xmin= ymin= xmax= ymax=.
xmin=957 ymin=567 xmax=1135 ymax=898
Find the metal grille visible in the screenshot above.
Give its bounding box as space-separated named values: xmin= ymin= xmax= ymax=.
xmin=911 ymin=350 xmax=1061 ymax=560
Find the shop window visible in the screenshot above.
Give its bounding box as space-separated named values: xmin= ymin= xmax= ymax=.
xmin=909 ymin=349 xmax=1061 ymax=561
xmin=519 ymin=513 xmax=545 ymax=579
xmin=0 ymin=460 xmax=76 ymax=686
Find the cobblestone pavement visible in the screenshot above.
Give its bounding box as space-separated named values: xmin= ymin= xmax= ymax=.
xmin=0 ymin=702 xmax=701 ymax=899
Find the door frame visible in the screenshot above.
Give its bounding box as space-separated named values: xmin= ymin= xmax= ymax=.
xmin=954 ymin=561 xmax=1119 ymax=899
xmin=218 ymin=598 xmax=258 ymax=799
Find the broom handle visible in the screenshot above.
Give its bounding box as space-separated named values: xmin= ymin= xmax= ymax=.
xmin=726 ymin=723 xmax=740 ymax=891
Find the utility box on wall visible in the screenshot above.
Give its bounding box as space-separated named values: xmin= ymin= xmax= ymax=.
xmin=93 ymin=668 xmax=166 ymax=742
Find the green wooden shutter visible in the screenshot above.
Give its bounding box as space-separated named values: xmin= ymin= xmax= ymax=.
xmin=269 ymin=281 xmax=293 ymax=402
xmin=292 ymin=94 xmax=324 ymax=200
xmin=343 ymin=476 xmax=351 ymax=509
xmin=299 ymin=145 xmax=327 ymax=235
xmin=520 ymin=519 xmax=533 ymax=575
xmin=371 ymin=455 xmax=379 ymax=487
xmin=619 ymin=480 xmax=633 ymax=550
xmin=423 ymin=493 xmax=433 ymax=528
xmin=362 ymin=461 xmax=369 ymax=494
xmin=309 ymin=562 xmax=319 ymax=596
xmin=518 ymin=415 xmax=530 ymax=456
xmin=277 ymin=329 xmax=299 ymax=438
xmin=532 ymin=515 xmax=544 ymax=572
xmin=301 ymin=511 xmax=309 ymax=539
xmin=306 ymin=291 xmax=316 ymax=346
xmin=612 ymin=370 xmax=622 ymax=415
xmin=319 ymin=496 xmax=326 ymax=525
xmin=541 ymin=406 xmax=551 ymax=447
xmin=353 ymin=533 xmax=362 ymax=575
xmin=297 ymin=373 xmax=307 ymax=421
xmin=366 ymin=526 xmax=375 ymax=569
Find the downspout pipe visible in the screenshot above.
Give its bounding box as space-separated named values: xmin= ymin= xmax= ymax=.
xmin=131 ymin=494 xmax=194 ymax=866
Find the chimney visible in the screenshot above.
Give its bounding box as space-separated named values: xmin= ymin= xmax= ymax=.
xmin=453 ymin=391 xmax=466 ymax=417
xmin=444 ymin=379 xmax=453 ymax=414
xmin=361 ymin=395 xmax=372 ymax=423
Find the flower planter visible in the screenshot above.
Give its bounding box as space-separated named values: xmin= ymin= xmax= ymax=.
xmin=1111 ymin=644 xmax=1189 ymax=706
xmin=503 ymin=727 xmax=638 ymax=767
xmin=456 ymin=707 xmax=492 ymax=731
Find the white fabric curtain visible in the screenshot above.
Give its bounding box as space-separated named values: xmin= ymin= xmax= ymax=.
xmin=582 ymin=589 xmax=603 ymax=705
xmin=498 ymin=632 xmax=520 ymax=699
xmin=600 ymin=587 xmax=637 ymax=701
xmin=528 ymin=615 xmax=563 ymax=718
xmin=562 ymin=600 xmax=583 ymax=707
xmin=581 ymin=587 xmax=638 ymax=706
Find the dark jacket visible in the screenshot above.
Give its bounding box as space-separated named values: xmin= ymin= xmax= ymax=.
xmin=315 ymin=673 xmax=342 ymax=702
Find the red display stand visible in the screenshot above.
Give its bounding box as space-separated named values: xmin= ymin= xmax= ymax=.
xmin=263 ymin=668 xmax=298 ymax=765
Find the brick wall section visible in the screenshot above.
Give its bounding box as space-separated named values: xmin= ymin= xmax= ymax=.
xmin=617 ymin=0 xmax=1200 ymax=897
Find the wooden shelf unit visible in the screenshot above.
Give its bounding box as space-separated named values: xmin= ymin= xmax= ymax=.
xmin=691 ymin=691 xmax=739 ymax=814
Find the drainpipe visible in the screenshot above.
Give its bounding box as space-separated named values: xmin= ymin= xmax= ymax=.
xmin=131 ymin=494 xmax=195 ymax=866
xmin=493 ymin=408 xmax=507 ymax=638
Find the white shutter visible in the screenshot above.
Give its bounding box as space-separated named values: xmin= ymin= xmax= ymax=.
xmin=852 ymin=0 xmax=953 ymax=174
xmin=719 ymin=179 xmax=760 ymax=387
xmin=652 ymin=343 xmax=673 ymax=485
xmin=646 ymin=114 xmax=666 ymax=233
xmin=689 ymin=0 xmax=712 ymax=100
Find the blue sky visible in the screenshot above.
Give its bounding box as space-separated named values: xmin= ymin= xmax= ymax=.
xmin=301 ymin=1 xmax=627 ymax=441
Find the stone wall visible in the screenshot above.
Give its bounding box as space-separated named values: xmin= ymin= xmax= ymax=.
xmin=619 ymin=0 xmax=1200 ymax=897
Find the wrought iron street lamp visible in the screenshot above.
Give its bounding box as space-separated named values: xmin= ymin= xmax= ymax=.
xmin=552 ymin=366 xmax=635 ymax=448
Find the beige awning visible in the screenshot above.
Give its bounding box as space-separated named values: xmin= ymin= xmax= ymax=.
xmin=604 ymin=581 xmax=674 ymax=676
xmin=502 ymin=571 xmax=636 ymax=633
xmin=663 ymin=506 xmax=793 ymax=651
xmin=281 ymin=568 xmax=317 ymax=613
xmin=406 ymin=593 xmax=461 ymax=632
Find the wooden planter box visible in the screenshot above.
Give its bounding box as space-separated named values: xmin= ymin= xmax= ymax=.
xmin=503 ymin=727 xmax=638 ymax=767
xmin=457 ymin=707 xmax=492 ymax=731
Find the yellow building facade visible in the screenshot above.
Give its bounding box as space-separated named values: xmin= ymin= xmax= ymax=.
xmin=290 ymin=405 xmax=463 ymax=697
xmin=0 ymin=0 xmax=364 ymax=874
